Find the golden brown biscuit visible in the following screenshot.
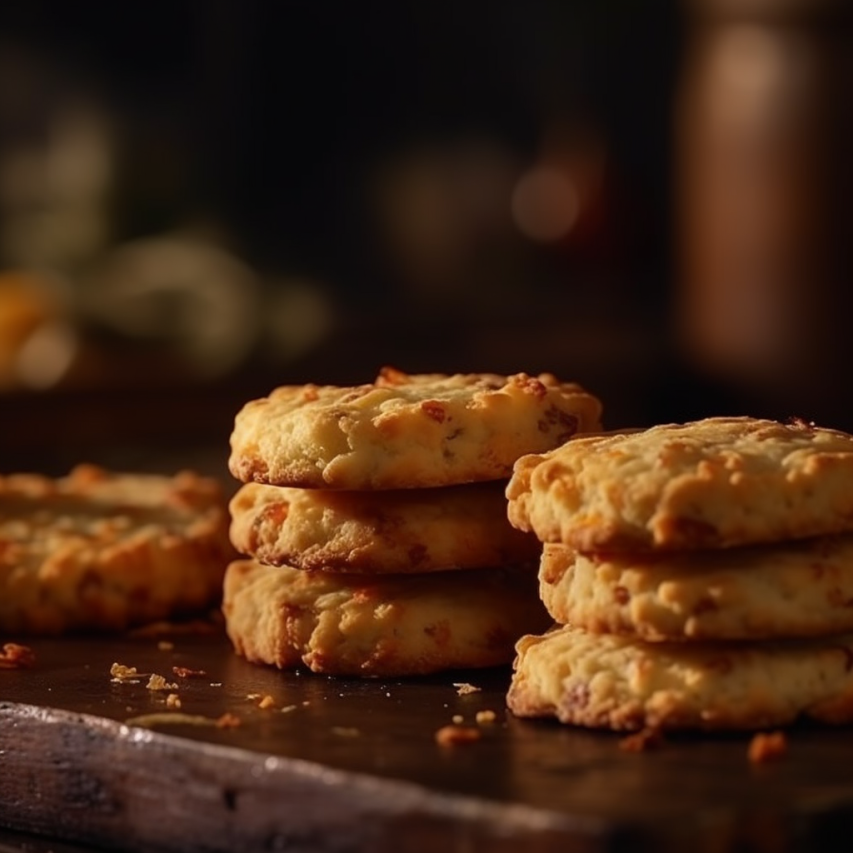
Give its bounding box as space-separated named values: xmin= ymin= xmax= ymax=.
xmin=507 ymin=417 xmax=853 ymax=552
xmin=222 ymin=559 xmax=550 ymax=677
xmin=0 ymin=464 xmax=236 ymax=634
xmin=507 ymin=623 xmax=853 ymax=731
xmin=539 ymin=538 xmax=853 ymax=641
xmin=228 ymin=367 xmax=602 ymax=490
xmin=228 ymin=480 xmax=540 ymax=573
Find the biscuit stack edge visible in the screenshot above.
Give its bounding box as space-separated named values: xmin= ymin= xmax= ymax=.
xmin=505 ymin=416 xmax=853 ymax=732
xmin=222 ymin=367 xmax=603 ymax=678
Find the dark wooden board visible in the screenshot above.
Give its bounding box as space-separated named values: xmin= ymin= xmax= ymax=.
xmin=0 ymin=629 xmax=852 ymax=853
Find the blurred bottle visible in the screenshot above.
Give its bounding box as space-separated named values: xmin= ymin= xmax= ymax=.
xmin=675 ymin=0 xmax=853 ymax=428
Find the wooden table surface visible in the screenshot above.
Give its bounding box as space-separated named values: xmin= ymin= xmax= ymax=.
xmin=0 ymin=627 xmax=851 ymax=853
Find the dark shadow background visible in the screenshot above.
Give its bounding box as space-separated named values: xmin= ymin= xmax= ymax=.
xmin=1 ymin=0 xmax=852 ymax=475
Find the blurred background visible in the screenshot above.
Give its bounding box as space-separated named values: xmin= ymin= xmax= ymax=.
xmin=1 ymin=0 xmax=852 ymax=478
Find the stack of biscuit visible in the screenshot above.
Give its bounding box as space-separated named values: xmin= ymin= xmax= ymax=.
xmin=0 ymin=464 xmax=236 ymax=635
xmin=222 ymin=366 xmax=603 ymax=678
xmin=504 ymin=416 xmax=853 ymax=731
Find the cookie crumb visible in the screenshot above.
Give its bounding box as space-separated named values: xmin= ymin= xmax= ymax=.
xmin=475 ymin=710 xmax=497 ymax=725
xmin=157 ymin=641 xmax=174 ymax=652
xmin=619 ymin=727 xmax=664 ymax=752
xmin=147 ymin=674 xmax=179 ymax=692
xmin=216 ymin=712 xmax=241 ymax=729
xmin=748 ymin=731 xmax=788 ymax=764
xmin=435 ymin=724 xmax=482 ymax=747
xmin=332 ymin=726 xmax=360 ymax=737
xmin=110 ymin=662 xmax=143 ymax=683
xmin=165 ymin=693 xmax=181 ymax=709
xmin=173 ymin=665 xmax=207 ymax=678
xmin=257 ymin=695 xmax=276 ymax=709
xmin=453 ymin=682 xmax=481 ymax=696
xmin=0 ymin=643 xmax=35 ymax=669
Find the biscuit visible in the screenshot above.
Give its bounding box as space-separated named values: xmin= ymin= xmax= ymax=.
xmin=228 ymin=367 xmax=602 ymax=490
xmin=507 ymin=416 xmax=853 ymax=552
xmin=229 ymin=480 xmax=540 ymax=573
xmin=507 ymin=623 xmax=853 ymax=730
xmin=0 ymin=464 xmax=236 ymax=634
xmin=222 ymin=559 xmax=550 ymax=677
xmin=539 ymin=539 xmax=853 ymax=641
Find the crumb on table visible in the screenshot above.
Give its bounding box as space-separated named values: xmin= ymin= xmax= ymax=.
xmin=173 ymin=665 xmax=207 ymax=678
xmin=147 ymin=673 xmax=179 ymax=692
xmin=110 ymin=662 xmax=143 ymax=683
xmin=0 ymin=643 xmax=35 ymax=669
xmin=216 ymin=712 xmax=241 ymax=729
xmin=748 ymin=731 xmax=788 ymax=764
xmin=619 ymin=727 xmax=665 ymax=752
xmin=435 ymin=724 xmax=482 ymax=747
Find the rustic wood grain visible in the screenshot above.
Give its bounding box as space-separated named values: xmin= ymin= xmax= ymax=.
xmin=0 ymin=631 xmax=851 ymax=852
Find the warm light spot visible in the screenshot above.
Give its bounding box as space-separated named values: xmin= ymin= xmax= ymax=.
xmin=708 ymin=24 xmax=812 ymax=130
xmin=16 ymin=321 xmax=77 ymax=389
xmin=511 ymin=166 xmax=581 ymax=242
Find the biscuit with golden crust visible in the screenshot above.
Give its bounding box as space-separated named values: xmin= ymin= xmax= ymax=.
xmin=507 ymin=417 xmax=853 ymax=551
xmin=539 ymin=539 xmax=853 ymax=641
xmin=228 ymin=366 xmax=602 ymax=490
xmin=229 ymin=480 xmax=540 ymax=573
xmin=0 ymin=464 xmax=236 ymax=634
xmin=507 ymin=624 xmax=853 ymax=731
xmin=222 ymin=559 xmax=550 ymax=677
